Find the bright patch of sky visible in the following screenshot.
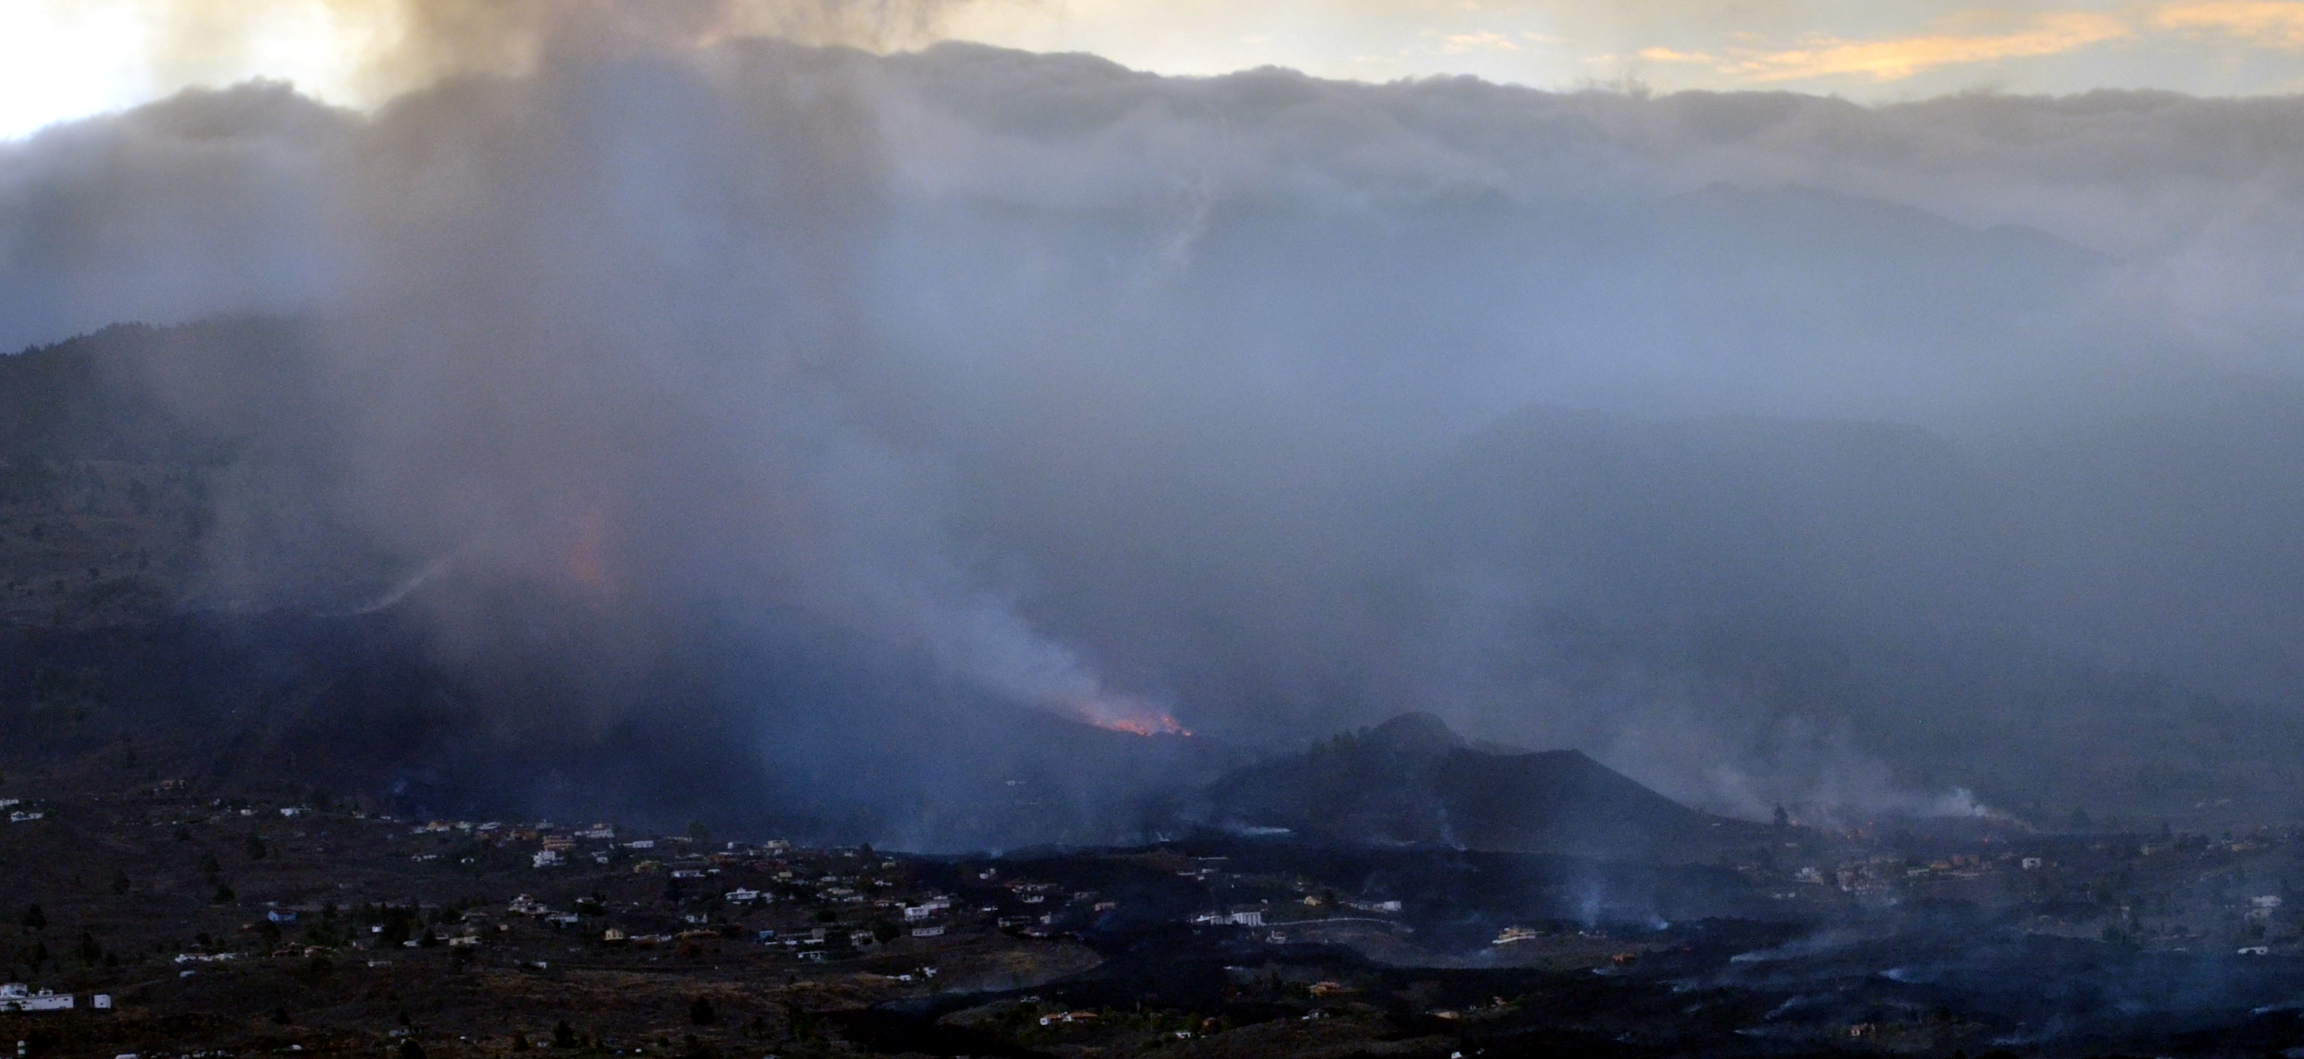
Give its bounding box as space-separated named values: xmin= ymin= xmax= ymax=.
xmin=943 ymin=0 xmax=2304 ymax=98
xmin=3 ymin=0 xmax=2302 ymax=140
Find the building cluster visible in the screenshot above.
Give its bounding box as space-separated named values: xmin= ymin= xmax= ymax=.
xmin=1732 ymin=824 xmax=2304 ymax=953
xmin=0 ymin=984 xmax=111 ymax=1014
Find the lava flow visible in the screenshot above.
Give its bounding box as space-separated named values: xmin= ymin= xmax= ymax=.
xmin=1068 ymin=695 xmax=1193 ymax=736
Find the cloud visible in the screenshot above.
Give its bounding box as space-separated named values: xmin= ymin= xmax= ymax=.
xmin=6 ymin=0 xmax=966 ymax=120
xmin=2153 ymin=0 xmax=2304 ymax=46
xmin=1725 ymin=11 xmax=2134 ymax=83
xmin=1437 ymin=29 xmax=1522 ymax=54
xmin=1636 ymin=46 xmax=1715 ymax=63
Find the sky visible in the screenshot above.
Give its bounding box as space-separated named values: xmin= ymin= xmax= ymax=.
xmin=3 ymin=0 xmax=2303 ymax=140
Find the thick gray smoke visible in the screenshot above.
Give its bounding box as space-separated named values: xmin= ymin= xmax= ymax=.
xmin=5 ymin=36 xmax=2304 ymax=837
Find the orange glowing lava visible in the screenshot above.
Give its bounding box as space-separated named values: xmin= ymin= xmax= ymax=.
xmin=1094 ymin=713 xmax=1193 ymax=736
xmin=562 ymin=505 xmax=620 ymax=603
xmin=1069 ymin=696 xmax=1193 ymax=737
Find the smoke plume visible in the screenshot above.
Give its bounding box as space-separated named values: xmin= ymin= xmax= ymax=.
xmin=6 ymin=24 xmax=2304 ymax=840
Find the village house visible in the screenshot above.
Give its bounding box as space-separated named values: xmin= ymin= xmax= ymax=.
xmin=0 ymin=985 xmax=72 ymax=1012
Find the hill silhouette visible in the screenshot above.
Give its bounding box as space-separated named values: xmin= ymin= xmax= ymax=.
xmin=1203 ymin=713 xmax=1771 ymax=860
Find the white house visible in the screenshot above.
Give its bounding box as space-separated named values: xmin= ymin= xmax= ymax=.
xmin=0 ymin=984 xmax=73 ymax=1012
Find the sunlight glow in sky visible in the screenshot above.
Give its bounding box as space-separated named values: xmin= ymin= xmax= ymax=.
xmin=3 ymin=0 xmax=2303 ymax=139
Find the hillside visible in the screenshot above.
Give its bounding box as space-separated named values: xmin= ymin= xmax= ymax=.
xmin=1202 ymin=714 xmax=1772 ymax=860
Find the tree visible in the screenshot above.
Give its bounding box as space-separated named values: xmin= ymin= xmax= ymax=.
xmin=20 ymin=904 xmax=44 ymax=929
xmin=553 ymin=1021 xmax=578 ymax=1048
xmin=111 ymin=869 xmax=130 ymax=895
xmin=690 ymin=996 xmax=717 ymax=1025
xmin=245 ymin=833 xmax=268 ymax=860
xmin=397 ymin=1040 xmax=426 ymax=1059
xmin=686 ymin=820 xmax=714 ymax=846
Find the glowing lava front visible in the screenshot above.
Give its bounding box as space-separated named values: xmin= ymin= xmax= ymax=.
xmin=1068 ymin=695 xmax=1192 ymax=737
